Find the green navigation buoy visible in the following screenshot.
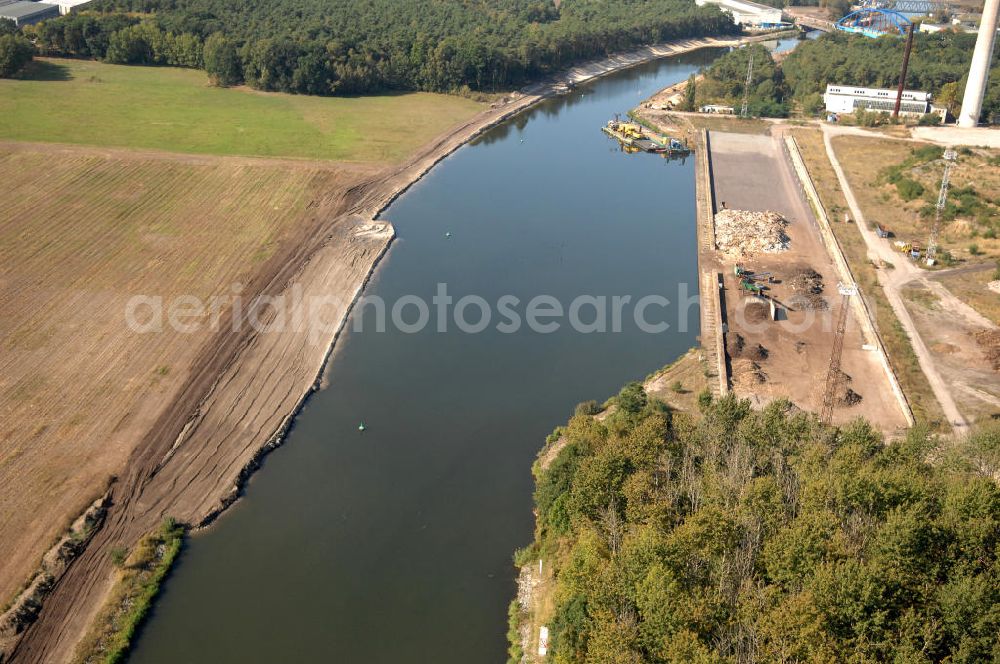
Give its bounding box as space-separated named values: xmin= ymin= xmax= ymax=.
xmin=358 ymin=422 xmax=366 ymax=432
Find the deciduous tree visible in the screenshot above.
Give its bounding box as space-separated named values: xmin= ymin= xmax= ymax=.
xmin=0 ymin=33 xmax=32 ymax=78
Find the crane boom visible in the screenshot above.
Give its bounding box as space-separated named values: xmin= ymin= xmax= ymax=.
xmin=821 ymin=283 xmax=857 ymax=425
xmin=925 ymin=148 xmax=957 ymax=266
xmin=741 ymin=50 xmax=754 ymax=118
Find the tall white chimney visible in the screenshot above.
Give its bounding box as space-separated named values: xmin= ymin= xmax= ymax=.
xmin=958 ymin=0 xmax=1000 ymax=127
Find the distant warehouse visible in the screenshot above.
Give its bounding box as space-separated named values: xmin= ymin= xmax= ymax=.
xmin=823 ymin=85 xmax=947 ymax=120
xmin=694 ymin=0 xmax=785 ymax=28
xmin=0 ymin=0 xmax=60 ymax=25
xmin=49 ymin=0 xmax=94 ymax=14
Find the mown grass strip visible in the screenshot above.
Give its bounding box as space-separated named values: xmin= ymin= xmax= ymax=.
xmin=0 ymin=58 xmax=484 ymax=162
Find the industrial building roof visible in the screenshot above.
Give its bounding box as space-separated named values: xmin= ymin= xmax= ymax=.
xmin=696 ymin=0 xmax=782 ymax=16
xmin=718 ymin=0 xmax=782 ymax=14
xmin=52 ymin=0 xmax=94 ymax=9
xmin=0 ymin=0 xmax=58 ymax=18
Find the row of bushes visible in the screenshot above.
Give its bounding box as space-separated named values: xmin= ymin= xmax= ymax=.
xmin=0 ymin=20 xmax=32 ymax=77
xmin=71 ymin=518 xmax=184 ymax=664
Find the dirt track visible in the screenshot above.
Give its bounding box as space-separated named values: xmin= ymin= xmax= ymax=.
xmin=4 ymin=35 xmax=752 ymax=664
xmin=822 ymin=125 xmax=999 ymax=433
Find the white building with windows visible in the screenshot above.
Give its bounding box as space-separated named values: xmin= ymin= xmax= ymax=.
xmin=823 ymin=84 xmax=936 ymax=117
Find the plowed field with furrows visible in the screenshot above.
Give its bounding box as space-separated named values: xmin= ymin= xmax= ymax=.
xmin=0 ymin=143 xmax=377 ymax=608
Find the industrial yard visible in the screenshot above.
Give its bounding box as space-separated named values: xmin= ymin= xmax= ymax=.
xmin=637 ymin=53 xmax=1000 ymax=434
xmin=705 ymin=131 xmax=911 ymax=430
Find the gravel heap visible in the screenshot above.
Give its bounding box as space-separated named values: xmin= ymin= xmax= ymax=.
xmin=715 ymin=209 xmax=789 ymax=258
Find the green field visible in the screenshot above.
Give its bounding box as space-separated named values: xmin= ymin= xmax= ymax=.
xmin=0 ymin=58 xmax=485 ymax=162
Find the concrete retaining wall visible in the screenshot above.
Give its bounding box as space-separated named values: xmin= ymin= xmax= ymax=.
xmin=697 ymin=129 xmax=729 ymax=396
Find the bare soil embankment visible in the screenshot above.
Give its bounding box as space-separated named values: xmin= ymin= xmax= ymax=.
xmin=0 ymin=146 xmax=388 ymax=661
xmin=4 ymin=34 xmax=747 ymax=663
xmin=0 ymin=141 xmax=384 ymax=621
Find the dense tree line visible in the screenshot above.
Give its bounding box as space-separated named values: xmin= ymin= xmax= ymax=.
xmin=697 ymin=32 xmax=1000 ymax=120
xmin=26 ymin=0 xmax=739 ymax=95
xmin=511 ymin=386 xmax=1000 ymax=662
xmin=103 ymin=21 xmax=203 ymax=66
xmin=31 ymin=14 xmax=139 ymax=59
xmin=698 ymin=43 xmax=788 ymax=116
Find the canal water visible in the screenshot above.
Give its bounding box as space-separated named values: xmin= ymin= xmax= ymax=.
xmin=128 ymin=37 xmax=803 ymax=664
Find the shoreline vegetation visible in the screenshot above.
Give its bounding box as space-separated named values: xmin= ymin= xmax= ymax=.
xmin=510 ymin=385 xmax=1000 ymax=663
xmin=70 ymin=519 xmax=184 ymax=664
xmin=1 ymin=33 xmax=756 ymax=663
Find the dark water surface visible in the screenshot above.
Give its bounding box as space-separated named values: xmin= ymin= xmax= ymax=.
xmin=127 ymin=39 xmax=801 ymax=664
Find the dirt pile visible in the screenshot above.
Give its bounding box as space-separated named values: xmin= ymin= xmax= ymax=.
xmin=789 ymin=267 xmax=828 ymax=310
xmin=828 ymin=371 xmax=861 ymax=407
xmin=790 ymin=268 xmax=823 ymax=294
xmin=728 ymin=333 xmax=746 ymax=357
xmin=729 ymin=334 xmax=769 ymax=361
xmin=742 ymin=299 xmax=770 ymax=323
xmin=840 ymin=388 xmax=863 ymax=407
xmin=715 ymin=209 xmax=789 ymax=258
xmin=974 ymin=328 xmax=1000 ymax=370
xmin=732 ymin=358 xmax=767 ymax=391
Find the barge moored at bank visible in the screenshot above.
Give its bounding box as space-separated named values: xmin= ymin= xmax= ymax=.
xmin=601 ymin=118 xmax=690 ymax=155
